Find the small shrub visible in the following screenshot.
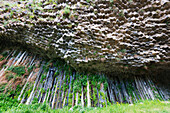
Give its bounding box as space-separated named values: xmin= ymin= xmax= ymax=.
xmin=0 ymin=57 xmax=4 ymax=61
xmin=6 ymin=73 xmax=14 ymax=81
xmin=118 ymin=10 xmax=124 ymax=17
xmin=57 ymin=23 xmax=61 ymax=26
xmin=9 ymin=66 xmax=25 ymax=76
xmin=110 ymin=0 xmax=114 ymax=3
xmin=86 ymin=0 xmax=90 ymax=3
xmin=32 ymin=98 xmax=39 ymax=104
xmin=63 ymin=6 xmax=70 ymax=15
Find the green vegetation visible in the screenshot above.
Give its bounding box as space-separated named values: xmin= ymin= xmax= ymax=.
xmin=28 ymin=65 xmax=34 ymax=73
xmin=0 ymin=57 xmax=5 ymax=61
xmin=0 ymin=94 xmax=19 ymax=112
xmin=86 ymin=0 xmax=90 ymax=3
xmin=6 ymin=73 xmax=14 ymax=81
xmin=8 ymin=66 xmax=25 ymax=76
xmin=0 ymin=51 xmax=169 ymax=112
xmin=57 ymin=23 xmax=61 ymax=26
xmin=106 ymin=45 xmax=111 ymax=49
xmin=118 ymin=10 xmax=124 ymax=17
xmin=120 ymin=49 xmax=126 ymax=53
xmin=0 ymin=99 xmax=169 ymax=113
xmin=110 ymin=0 xmax=114 ymax=4
xmin=128 ymin=0 xmax=133 ymax=2
xmin=63 ymin=6 xmax=71 ymax=15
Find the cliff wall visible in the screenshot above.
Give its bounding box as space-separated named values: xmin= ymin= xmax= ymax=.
xmin=0 ymin=0 xmax=169 ymax=75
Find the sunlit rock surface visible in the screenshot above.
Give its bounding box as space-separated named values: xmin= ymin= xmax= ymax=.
xmin=0 ymin=0 xmax=169 ymax=74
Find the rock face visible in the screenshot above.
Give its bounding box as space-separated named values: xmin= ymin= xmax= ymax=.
xmin=0 ymin=49 xmax=169 ymax=108
xmin=0 ymin=0 xmax=169 ymax=74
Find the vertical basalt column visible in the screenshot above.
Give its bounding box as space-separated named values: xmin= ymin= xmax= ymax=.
xmin=81 ymin=85 xmax=84 ymax=107
xmin=87 ymin=75 xmax=91 ymax=107
xmin=1 ymin=49 xmax=169 ymax=109
xmin=107 ymin=80 xmax=116 ymax=103
xmin=18 ymin=71 xmax=34 ymax=101
xmin=25 ymin=64 xmax=44 ymax=105
xmin=52 ymin=72 xmax=61 ymax=109
xmin=66 ymin=75 xmax=72 ymax=106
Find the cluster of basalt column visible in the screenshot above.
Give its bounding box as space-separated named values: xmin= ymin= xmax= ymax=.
xmin=0 ymin=49 xmax=169 ymax=109
xmin=0 ymin=50 xmax=38 ymax=77
xmin=0 ymin=0 xmax=169 ymax=73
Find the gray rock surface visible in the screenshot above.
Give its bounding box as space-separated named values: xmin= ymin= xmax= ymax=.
xmin=0 ymin=0 xmax=169 ymax=74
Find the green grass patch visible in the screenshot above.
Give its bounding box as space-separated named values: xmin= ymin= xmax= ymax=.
xmin=0 ymin=99 xmax=169 ymax=113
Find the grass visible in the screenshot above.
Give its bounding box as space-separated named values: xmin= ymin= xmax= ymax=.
xmin=88 ymin=100 xmax=170 ymax=113
xmin=0 ymin=100 xmax=169 ymax=113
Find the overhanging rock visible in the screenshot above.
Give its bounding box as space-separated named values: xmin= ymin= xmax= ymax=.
xmin=0 ymin=0 xmax=169 ymax=75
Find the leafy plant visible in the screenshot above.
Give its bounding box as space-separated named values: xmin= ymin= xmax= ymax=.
xmin=0 ymin=57 xmax=4 ymax=61
xmin=110 ymin=0 xmax=114 ymax=3
xmin=6 ymin=73 xmax=14 ymax=81
xmin=28 ymin=65 xmax=34 ymax=73
xmin=104 ymin=82 xmax=108 ymax=91
xmin=63 ymin=6 xmax=70 ymax=15
xmin=118 ymin=10 xmax=124 ymax=17
xmin=8 ymin=66 xmax=25 ymax=76
xmin=106 ymin=45 xmax=111 ymax=49
xmin=86 ymin=0 xmax=90 ymax=3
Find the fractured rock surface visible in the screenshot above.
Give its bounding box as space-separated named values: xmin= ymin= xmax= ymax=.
xmin=0 ymin=0 xmax=169 ymax=74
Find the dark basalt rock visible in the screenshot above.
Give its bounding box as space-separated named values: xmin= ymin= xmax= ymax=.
xmin=0 ymin=0 xmax=169 ymax=75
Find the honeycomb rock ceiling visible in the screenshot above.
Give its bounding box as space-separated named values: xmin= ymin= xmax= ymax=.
xmin=0 ymin=0 xmax=169 ymax=74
